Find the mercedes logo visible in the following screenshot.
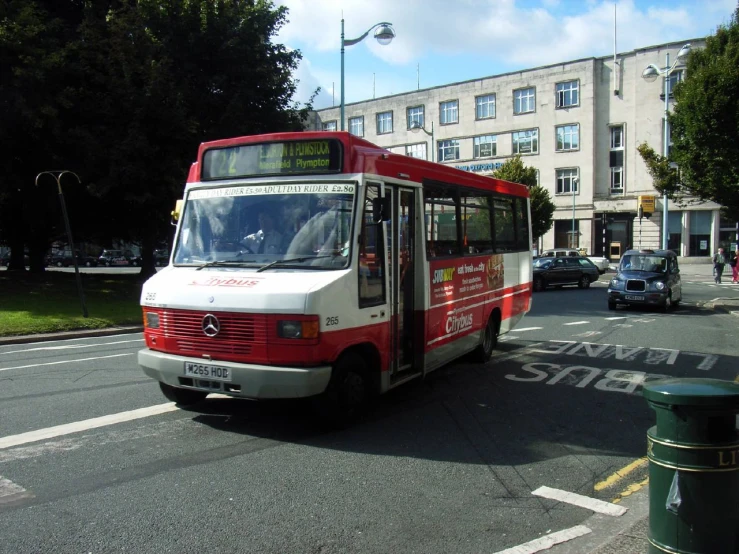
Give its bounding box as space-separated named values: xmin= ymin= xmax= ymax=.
xmin=201 ymin=314 xmax=220 ymax=337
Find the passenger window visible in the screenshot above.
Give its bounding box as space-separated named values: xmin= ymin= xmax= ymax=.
xmin=358 ymin=184 xmax=386 ymax=308
xmin=461 ymin=192 xmax=492 ymax=254
xmin=424 ymin=184 xmax=459 ymax=257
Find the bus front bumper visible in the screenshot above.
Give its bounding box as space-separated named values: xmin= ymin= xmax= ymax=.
xmin=138 ymin=349 xmax=332 ymax=399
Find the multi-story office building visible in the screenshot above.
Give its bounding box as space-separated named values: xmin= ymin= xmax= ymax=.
xmin=309 ymin=39 xmax=733 ymax=260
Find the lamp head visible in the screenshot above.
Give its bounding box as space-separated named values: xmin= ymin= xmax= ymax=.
xmin=374 ymin=24 xmax=395 ymax=46
xmin=642 ymin=65 xmax=660 ymax=83
xmin=410 ymin=122 xmax=423 ymax=134
xmin=676 ymin=43 xmax=691 ymax=62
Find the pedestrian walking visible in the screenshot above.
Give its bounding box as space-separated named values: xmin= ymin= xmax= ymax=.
xmin=731 ymin=248 xmax=739 ymax=284
xmin=712 ymin=247 xmax=727 ymax=284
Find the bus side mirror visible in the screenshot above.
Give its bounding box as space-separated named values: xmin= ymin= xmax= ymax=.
xmin=171 ymin=199 xmax=183 ymax=226
xmin=372 ymin=196 xmax=391 ymax=223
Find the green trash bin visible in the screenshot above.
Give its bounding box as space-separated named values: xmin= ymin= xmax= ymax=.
xmin=643 ymin=378 xmax=739 ymax=554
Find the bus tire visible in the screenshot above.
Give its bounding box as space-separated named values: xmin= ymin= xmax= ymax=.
xmin=158 ymin=382 xmax=207 ymax=406
xmin=313 ymin=352 xmax=371 ymax=424
xmin=472 ymin=315 xmax=498 ymax=363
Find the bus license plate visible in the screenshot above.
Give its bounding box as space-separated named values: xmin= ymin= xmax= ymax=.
xmin=184 ymin=362 xmax=231 ymax=382
xmin=624 ymin=295 xmax=644 ymax=301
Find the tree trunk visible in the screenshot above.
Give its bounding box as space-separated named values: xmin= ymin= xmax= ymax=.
xmin=137 ymin=234 xmax=157 ymax=282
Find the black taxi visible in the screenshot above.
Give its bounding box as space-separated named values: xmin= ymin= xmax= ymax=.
xmin=607 ymin=249 xmax=682 ymax=311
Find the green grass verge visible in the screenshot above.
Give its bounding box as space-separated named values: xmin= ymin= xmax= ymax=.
xmin=0 ymin=271 xmax=144 ymax=336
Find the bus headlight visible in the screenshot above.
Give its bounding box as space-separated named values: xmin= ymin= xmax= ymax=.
xmin=278 ymin=320 xmax=319 ymax=339
xmin=144 ymin=311 xmax=160 ymax=329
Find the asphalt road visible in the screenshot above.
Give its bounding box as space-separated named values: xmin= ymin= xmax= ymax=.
xmin=1 ymin=277 xmax=737 ymax=554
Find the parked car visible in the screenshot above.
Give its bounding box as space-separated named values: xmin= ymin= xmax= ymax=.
xmin=1 ymin=252 xmax=30 ymax=267
xmin=98 ymin=249 xmax=131 ymax=267
xmin=607 ymin=249 xmax=682 ymax=311
xmin=532 ymin=256 xmax=600 ymax=292
xmin=539 ymin=248 xmax=611 ymax=275
xmin=49 ymin=251 xmax=98 ymax=267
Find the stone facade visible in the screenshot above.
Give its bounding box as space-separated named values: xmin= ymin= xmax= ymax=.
xmin=309 ymin=39 xmax=731 ymax=259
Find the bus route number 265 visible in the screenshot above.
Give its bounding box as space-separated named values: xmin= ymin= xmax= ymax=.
xmin=325 ymin=316 xmax=339 ymax=326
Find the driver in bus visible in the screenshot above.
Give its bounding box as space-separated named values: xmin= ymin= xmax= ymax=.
xmin=243 ymin=209 xmax=283 ymax=254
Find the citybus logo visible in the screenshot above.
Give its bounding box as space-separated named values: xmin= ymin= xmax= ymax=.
xmin=432 ymin=267 xmax=456 ymax=285
xmin=446 ymin=313 xmax=473 ymax=334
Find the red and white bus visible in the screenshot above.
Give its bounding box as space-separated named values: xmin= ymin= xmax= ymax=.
xmin=139 ymin=131 xmax=532 ymax=417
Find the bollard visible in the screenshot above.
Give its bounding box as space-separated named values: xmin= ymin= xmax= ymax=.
xmin=643 ymin=378 xmax=739 ymax=554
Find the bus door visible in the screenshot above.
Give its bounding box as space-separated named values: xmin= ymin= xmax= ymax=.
xmin=386 ymin=187 xmax=417 ymax=377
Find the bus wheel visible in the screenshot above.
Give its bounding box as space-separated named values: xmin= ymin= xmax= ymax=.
xmin=472 ymin=316 xmax=498 ymax=363
xmin=314 ymin=352 xmax=371 ymax=424
xmin=159 ymin=382 xmax=207 ymax=406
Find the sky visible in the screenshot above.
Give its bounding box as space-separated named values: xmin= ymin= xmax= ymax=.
xmin=273 ymin=0 xmax=737 ymax=110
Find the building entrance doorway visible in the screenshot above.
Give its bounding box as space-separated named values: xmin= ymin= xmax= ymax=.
xmin=594 ymin=213 xmax=633 ymax=260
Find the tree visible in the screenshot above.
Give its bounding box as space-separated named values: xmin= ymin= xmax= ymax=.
xmin=0 ymin=0 xmax=314 ymax=277
xmin=493 ymin=156 xmax=555 ymax=242
xmin=73 ymin=0 xmax=314 ymax=278
xmin=638 ymin=6 xmax=739 ymax=219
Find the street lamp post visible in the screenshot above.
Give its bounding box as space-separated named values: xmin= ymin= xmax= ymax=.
xmin=572 ymin=177 xmax=579 ymax=249
xmin=410 ymin=121 xmax=434 ymax=162
xmin=642 ymin=43 xmax=691 ymax=251
xmin=340 ymin=19 xmax=395 ymax=131
xmin=36 ymin=170 xmax=88 ymax=318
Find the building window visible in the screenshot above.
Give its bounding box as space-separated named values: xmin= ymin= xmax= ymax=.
xmin=689 ymin=210 xmax=711 ymax=256
xmin=376 ymin=111 xmax=392 ymax=135
xmin=475 ymin=94 xmax=496 ymax=119
xmin=556 ymin=80 xmax=579 ymax=108
xmin=556 ymin=168 xmax=579 ymax=195
xmin=555 ymin=219 xmax=580 ymax=249
xmin=665 ymin=70 xmax=684 ymax=97
xmin=474 ymin=135 xmax=497 ymax=158
xmin=610 ymin=125 xmax=624 ymax=149
xmin=610 ymin=167 xmax=623 ymax=194
xmin=438 ymin=139 xmax=460 ymax=162
xmin=664 ymin=120 xmax=673 ymax=157
xmin=514 ymin=87 xmax=536 ymax=114
xmin=407 ymin=105 xmax=424 ymax=130
xmin=440 ymin=100 xmax=458 ymax=125
xmin=322 ymin=120 xmax=337 ymax=131
xmin=610 ymin=125 xmax=624 ymax=194
xmin=556 ymin=124 xmax=579 ymax=151
xmin=406 ymin=143 xmax=427 ymax=160
xmin=349 ymin=116 xmax=364 ymax=137
xmin=512 ymin=129 xmax=538 ymax=154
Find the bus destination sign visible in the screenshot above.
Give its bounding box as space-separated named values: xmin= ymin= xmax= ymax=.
xmin=202 ymin=139 xmax=342 ymax=180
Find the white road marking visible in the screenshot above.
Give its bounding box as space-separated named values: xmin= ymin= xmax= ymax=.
xmin=613 ymin=324 xmax=633 ymax=328
xmin=0 ymin=476 xmax=34 ymax=506
xmin=572 ymin=331 xmax=601 ymax=338
xmin=3 ymin=339 xmax=144 ymax=355
xmin=509 ymin=327 xmax=543 ymax=332
xmin=0 ymin=353 xmax=134 ymax=373
xmin=532 ymin=486 xmax=627 ymax=516
xmin=493 ymin=525 xmax=591 ymax=554
xmin=563 ymin=321 xmax=589 ymax=326
xmin=604 ymin=317 xmax=627 ymax=320
xmin=0 ymin=403 xmax=178 ymax=450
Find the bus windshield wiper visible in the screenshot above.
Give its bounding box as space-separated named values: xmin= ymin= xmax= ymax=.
xmin=196 ymin=259 xmax=258 ymax=271
xmin=256 ymin=255 xmax=336 ymax=273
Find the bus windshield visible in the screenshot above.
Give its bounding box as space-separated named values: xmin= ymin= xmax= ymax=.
xmin=173 ymin=182 xmax=356 ymax=269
